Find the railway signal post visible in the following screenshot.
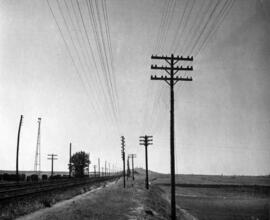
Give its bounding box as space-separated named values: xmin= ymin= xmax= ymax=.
xmin=139 ymin=135 xmax=153 ymax=189
xmin=47 ymin=154 xmax=58 ymax=177
xmin=151 ymin=54 xmax=193 ymax=220
xmin=121 ymin=136 xmax=126 ymax=188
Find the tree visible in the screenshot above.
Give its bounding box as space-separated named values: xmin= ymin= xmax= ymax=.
xmin=70 ymin=151 xmax=90 ymax=177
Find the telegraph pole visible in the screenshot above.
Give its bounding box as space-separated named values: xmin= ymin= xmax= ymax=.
xmin=105 ymin=161 xmax=107 ymax=177
xmin=94 ymin=165 xmax=96 ymax=177
xmin=121 ymin=136 xmax=126 ymax=188
xmin=69 ymin=143 xmax=72 ymax=177
xmin=128 ymin=154 xmax=136 ymax=181
xmin=16 ymin=115 xmax=23 ymax=181
xmin=139 ymin=135 xmax=153 ymax=189
xmin=151 ymin=54 xmax=193 ymax=220
xmin=127 ymin=156 xmax=130 ymax=179
xmin=34 ymin=118 xmax=42 ymax=175
xmin=98 ymin=158 xmax=100 ymax=177
xmin=47 ymin=154 xmax=58 ymax=176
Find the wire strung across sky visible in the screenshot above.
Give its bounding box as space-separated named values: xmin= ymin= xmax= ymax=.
xmin=47 ymin=0 xmax=235 ymax=139
xmin=46 ymin=0 xmax=119 ymax=134
xmin=145 ymin=0 xmax=235 ymax=137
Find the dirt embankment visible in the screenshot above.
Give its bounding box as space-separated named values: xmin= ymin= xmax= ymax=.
xmin=14 ymin=174 xmax=194 ymax=220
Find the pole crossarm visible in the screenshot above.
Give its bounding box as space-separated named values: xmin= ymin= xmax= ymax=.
xmin=151 ymin=75 xmax=192 ymax=81
xmin=151 ymin=54 xmax=193 ymax=61
xmin=151 ymin=65 xmax=193 ymax=71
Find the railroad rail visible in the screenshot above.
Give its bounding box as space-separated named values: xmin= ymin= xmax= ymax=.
xmin=0 ymin=175 xmax=120 ymax=202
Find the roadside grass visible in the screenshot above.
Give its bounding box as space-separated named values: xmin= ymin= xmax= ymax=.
xmin=0 ymin=179 xmax=116 ymax=220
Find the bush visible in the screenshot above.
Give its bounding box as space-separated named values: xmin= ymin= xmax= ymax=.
xmin=31 ymin=174 xmax=39 ymax=182
xmin=42 ymin=174 xmax=48 ymax=181
xmin=20 ymin=174 xmax=26 ymax=181
xmin=3 ymin=173 xmax=17 ymax=181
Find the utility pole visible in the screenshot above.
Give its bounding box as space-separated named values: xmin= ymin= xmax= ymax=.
xmin=128 ymin=154 xmax=136 ymax=181
xmin=34 ymin=118 xmax=42 ymax=175
xmin=88 ymin=152 xmax=90 ymax=176
xmin=16 ymin=115 xmax=23 ymax=181
xmin=47 ymin=154 xmax=58 ymax=176
xmin=102 ymin=167 xmax=104 ymax=176
xmin=127 ymin=156 xmax=130 ymax=179
xmin=151 ymin=54 xmax=193 ymax=220
xmin=69 ymin=143 xmax=72 ymax=177
xmin=121 ymin=136 xmax=126 ymax=188
xmin=139 ymin=135 xmax=153 ymax=189
xmin=98 ymin=158 xmax=100 ymax=177
xmin=94 ymin=165 xmax=96 ymax=177
xmin=105 ymin=161 xmax=107 ymax=177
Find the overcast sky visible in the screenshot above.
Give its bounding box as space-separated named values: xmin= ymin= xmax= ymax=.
xmin=0 ymin=0 xmax=269 ymax=175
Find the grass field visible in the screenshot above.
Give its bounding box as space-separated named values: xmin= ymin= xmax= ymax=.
xmin=153 ymin=174 xmax=270 ymax=220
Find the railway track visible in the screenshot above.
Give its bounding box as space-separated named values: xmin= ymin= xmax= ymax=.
xmin=0 ymin=176 xmax=119 ymax=202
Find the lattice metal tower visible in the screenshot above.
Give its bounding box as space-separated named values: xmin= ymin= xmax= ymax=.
xmin=34 ymin=117 xmax=41 ymax=174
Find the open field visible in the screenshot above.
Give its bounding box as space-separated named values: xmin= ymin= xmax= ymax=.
xmin=0 ymin=170 xmax=69 ymax=177
xmin=153 ymin=174 xmax=270 ymax=220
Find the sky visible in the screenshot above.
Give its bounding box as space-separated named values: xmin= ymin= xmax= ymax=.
xmin=0 ymin=0 xmax=269 ymax=175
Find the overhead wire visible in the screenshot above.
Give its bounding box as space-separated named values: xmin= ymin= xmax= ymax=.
xmin=46 ymin=0 xmax=100 ymax=116
xmin=55 ymin=0 xmax=105 ymax=116
xmin=68 ymin=0 xmax=118 ymax=128
xmin=76 ymin=0 xmax=118 ymax=127
xmin=101 ymin=0 xmax=119 ymax=107
xmin=194 ymin=0 xmax=235 ymax=57
xmin=187 ymin=0 xmax=222 ymax=55
xmin=169 ymin=0 xmax=190 ymax=53
xmin=154 ymin=0 xmax=170 ymax=53
xmin=159 ymin=0 xmax=177 ymax=53
xmin=85 ymin=0 xmax=116 ymax=120
xmin=87 ymin=0 xmax=119 ymax=127
xmin=61 ymin=0 xmax=116 ymax=130
xmin=93 ymin=0 xmax=119 ymax=118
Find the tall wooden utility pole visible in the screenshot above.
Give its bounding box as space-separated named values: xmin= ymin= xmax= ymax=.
xmin=69 ymin=143 xmax=72 ymax=177
xmin=34 ymin=117 xmax=42 ymax=175
xmin=139 ymin=135 xmax=153 ymax=189
xmin=151 ymin=54 xmax=193 ymax=220
xmin=16 ymin=115 xmax=23 ymax=181
xmin=98 ymin=158 xmax=100 ymax=177
xmin=121 ymin=136 xmax=126 ymax=188
xmin=128 ymin=154 xmax=136 ymax=181
xmin=105 ymin=161 xmax=107 ymax=177
xmin=47 ymin=154 xmax=58 ymax=176
xmin=93 ymin=165 xmax=96 ymax=177
xmin=127 ymin=156 xmax=130 ymax=179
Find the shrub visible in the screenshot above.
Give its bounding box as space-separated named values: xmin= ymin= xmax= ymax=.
xmin=42 ymin=174 xmax=48 ymax=181
xmin=31 ymin=174 xmax=39 ymax=182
